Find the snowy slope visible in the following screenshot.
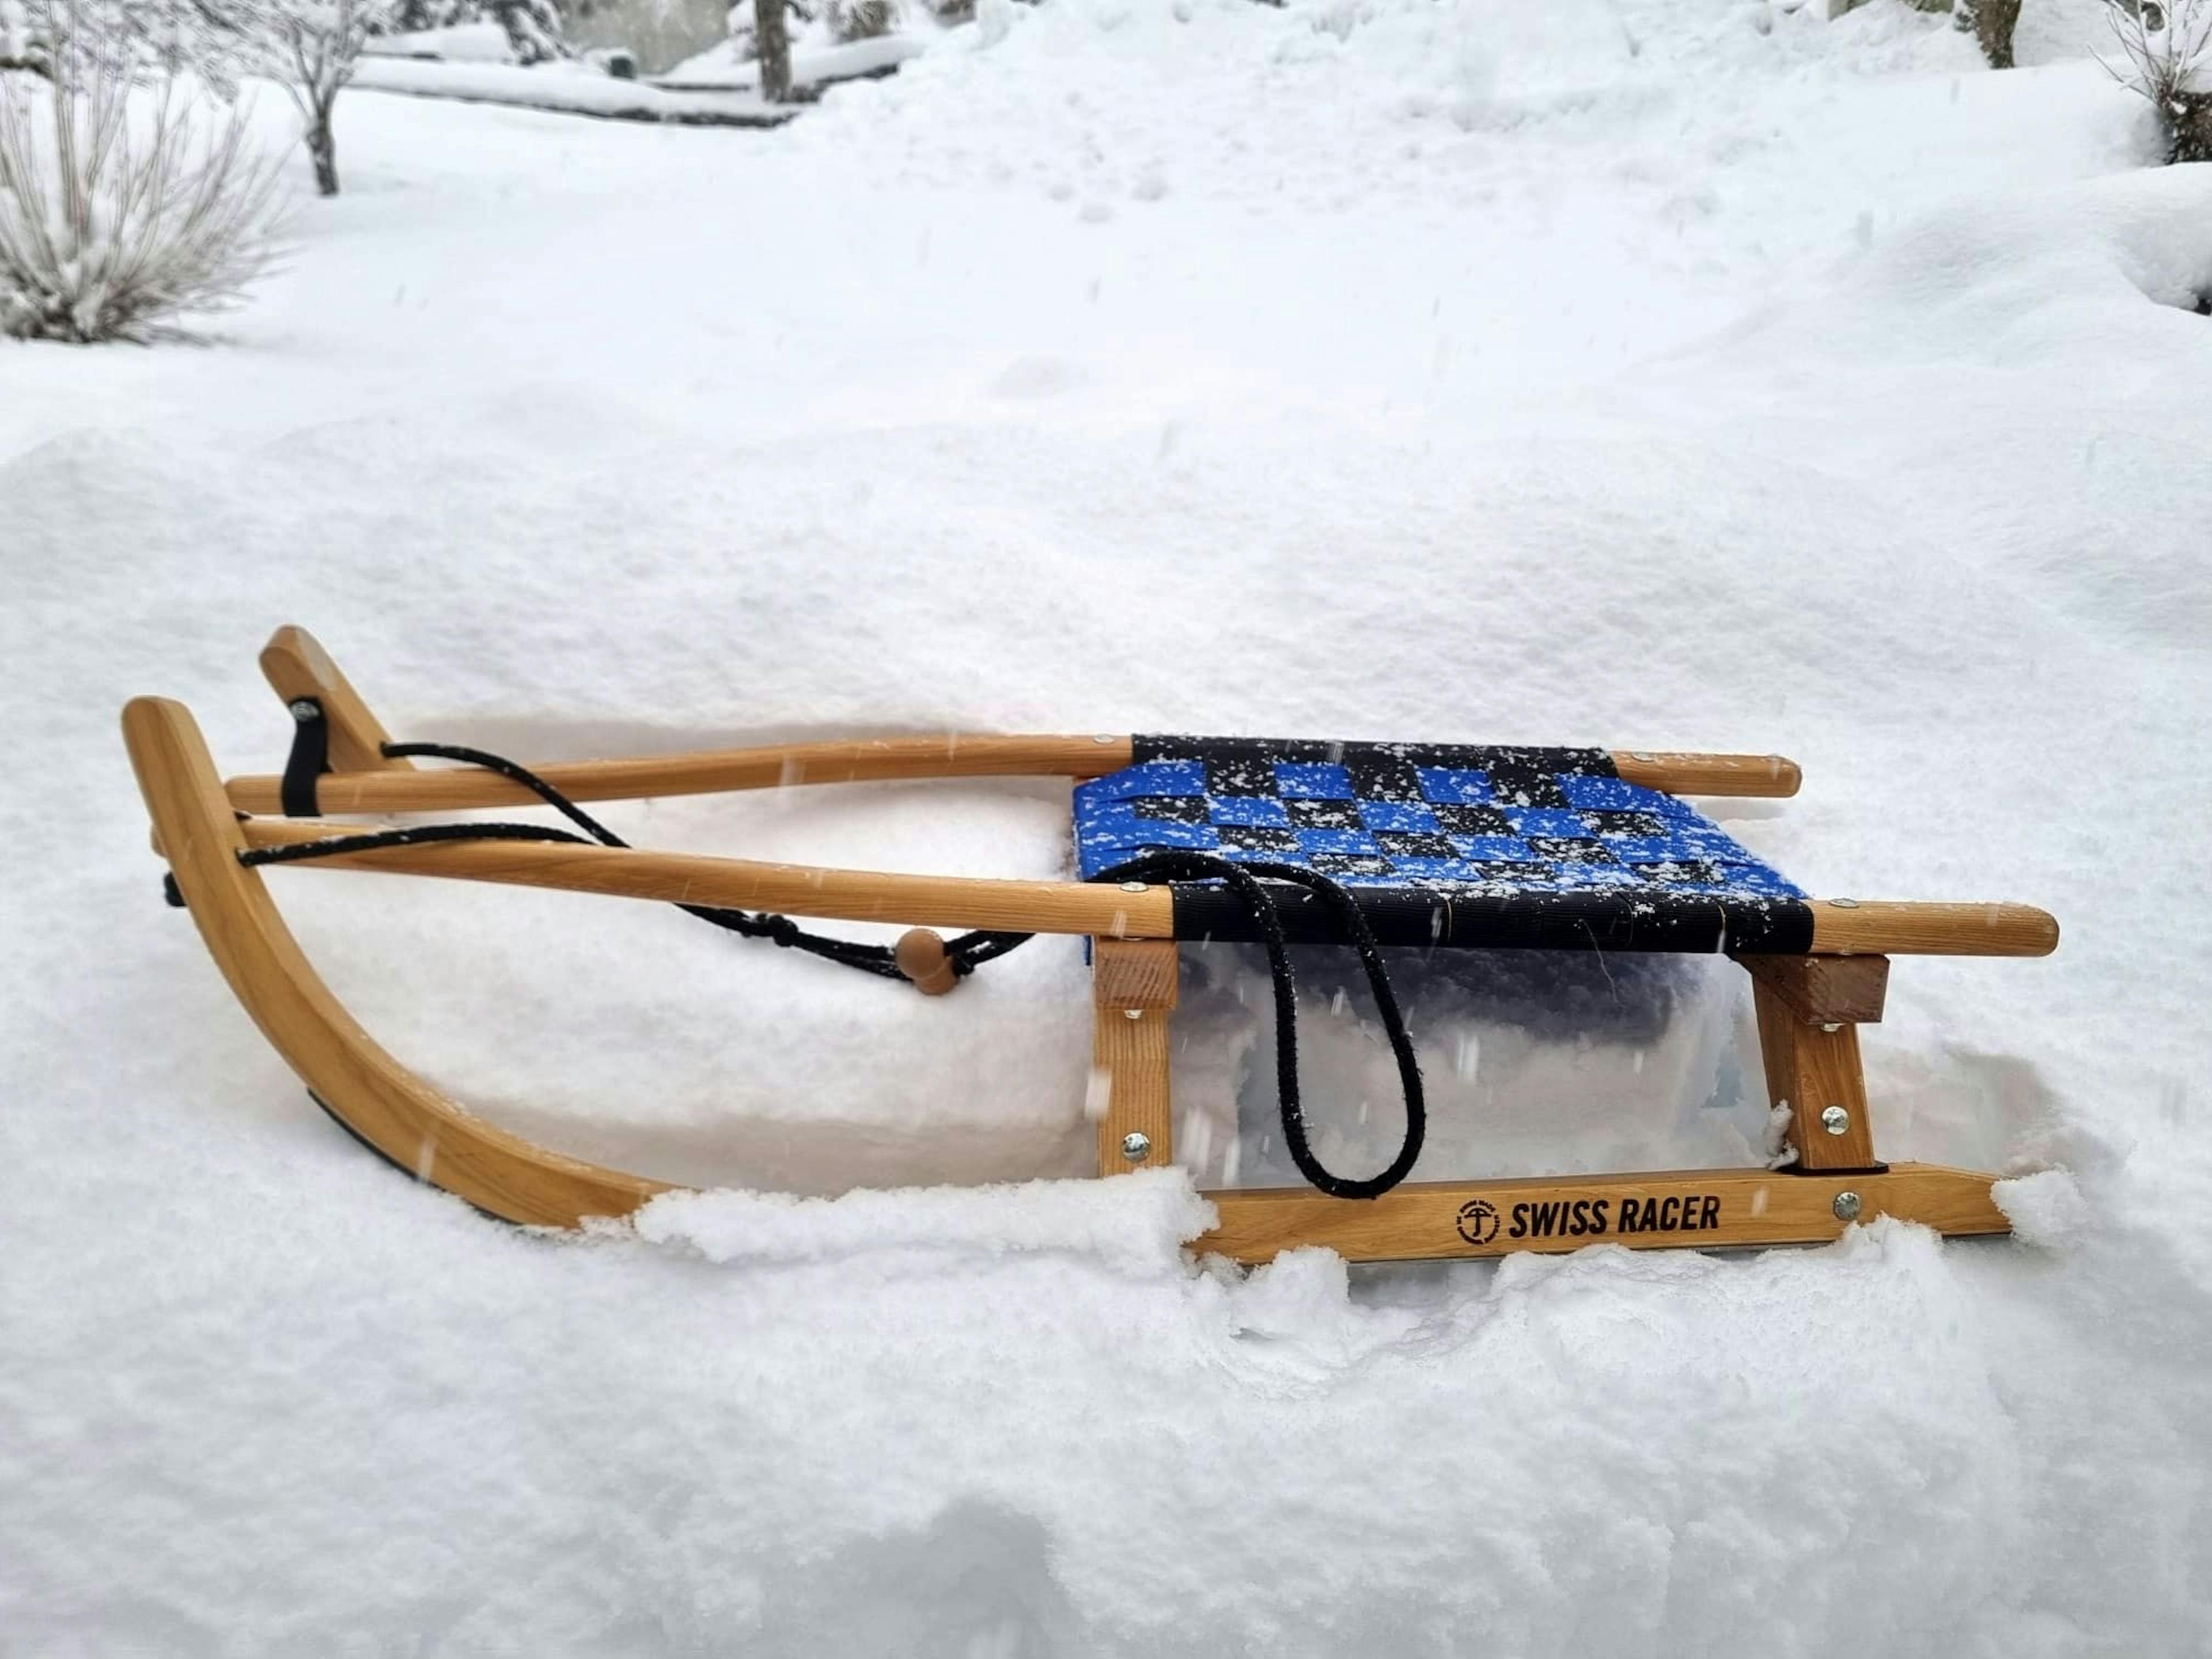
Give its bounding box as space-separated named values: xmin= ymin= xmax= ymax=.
xmin=5 ymin=0 xmax=2212 ymax=1649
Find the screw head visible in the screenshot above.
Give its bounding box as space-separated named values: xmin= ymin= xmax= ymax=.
xmin=1119 ymin=881 xmax=1148 ymax=893
xmin=287 ymin=699 xmax=320 ymax=722
xmin=1828 ymin=897 xmax=1860 ymax=910
xmin=1122 ymin=1007 xmax=1143 ymax=1022
xmin=1832 ymin=1190 xmax=1863 ymax=1222
xmin=1120 ymin=1131 xmax=1152 ymax=1163
xmin=1820 ymin=1104 xmax=1851 ymax=1137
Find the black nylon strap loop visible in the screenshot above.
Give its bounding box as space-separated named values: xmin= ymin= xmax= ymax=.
xmin=279 ymin=698 xmax=329 ymax=817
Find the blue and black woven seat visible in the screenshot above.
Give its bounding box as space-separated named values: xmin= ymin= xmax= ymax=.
xmin=1075 ymin=737 xmax=1812 ymax=954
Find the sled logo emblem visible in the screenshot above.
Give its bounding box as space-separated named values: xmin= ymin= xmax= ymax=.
xmin=1455 ymin=1198 xmax=1499 ymax=1246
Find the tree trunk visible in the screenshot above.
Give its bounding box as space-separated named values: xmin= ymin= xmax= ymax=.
xmin=2174 ymin=89 xmax=2212 ymax=165
xmin=307 ymin=108 xmax=339 ymax=197
xmin=1957 ymin=0 xmax=2020 ymax=69
xmin=755 ymin=0 xmax=790 ymax=103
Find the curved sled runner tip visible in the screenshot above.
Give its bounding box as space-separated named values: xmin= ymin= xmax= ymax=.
xmin=123 ymin=696 xmax=668 ymax=1228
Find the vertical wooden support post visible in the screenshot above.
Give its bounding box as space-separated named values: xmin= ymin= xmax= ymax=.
xmin=1743 ymin=954 xmax=1890 ymax=1172
xmin=1092 ymin=939 xmax=1179 ymax=1176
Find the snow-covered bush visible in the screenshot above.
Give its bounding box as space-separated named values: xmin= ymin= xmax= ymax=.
xmin=373 ymin=0 xmax=566 ymax=63
xmin=260 ymin=0 xmax=388 ymax=195
xmin=0 ymin=13 xmax=283 ymax=341
xmin=827 ymin=0 xmax=893 ymax=42
xmin=483 ymin=0 xmax=563 ymax=63
xmin=2103 ymin=0 xmax=2212 ymax=162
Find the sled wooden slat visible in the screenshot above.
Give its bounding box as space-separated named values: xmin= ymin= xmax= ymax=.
xmin=123 ymin=697 xmax=668 ymax=1228
xmin=234 ymin=813 xmax=1179 ymax=938
xmin=223 ymin=744 xmax=1802 ymax=815
xmin=1195 ymin=1164 xmax=2009 ymax=1264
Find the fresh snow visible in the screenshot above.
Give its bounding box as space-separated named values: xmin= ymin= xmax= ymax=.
xmin=5 ymin=0 xmax=2212 ymax=1649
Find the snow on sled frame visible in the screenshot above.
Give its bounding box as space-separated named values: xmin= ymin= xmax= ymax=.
xmin=125 ymin=627 xmax=2059 ymax=1263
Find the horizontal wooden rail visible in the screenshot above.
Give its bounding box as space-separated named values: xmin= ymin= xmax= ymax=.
xmin=225 ymin=741 xmax=1802 ymax=815
xmin=235 ymin=819 xmax=2055 ymax=956
xmin=1805 ymin=899 xmax=2056 ymax=957
xmin=1197 ymin=1164 xmax=2008 ymax=1264
xmin=226 ymin=734 xmax=1139 ymax=815
xmin=1611 ymin=751 xmax=1799 ymax=798
xmin=237 ymin=816 xmax=1177 ymax=938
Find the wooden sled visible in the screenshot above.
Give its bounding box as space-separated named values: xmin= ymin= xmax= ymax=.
xmin=124 ymin=627 xmax=2059 ymax=1263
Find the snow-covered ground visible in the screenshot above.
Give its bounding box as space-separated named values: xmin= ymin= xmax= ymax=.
xmin=6 ymin=0 xmax=2212 ymax=1649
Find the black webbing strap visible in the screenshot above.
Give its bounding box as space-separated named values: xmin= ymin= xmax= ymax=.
xmin=279 ymin=697 xmax=329 ymax=817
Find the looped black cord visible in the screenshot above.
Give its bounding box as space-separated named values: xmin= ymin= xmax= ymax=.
xmin=1087 ymin=850 xmax=1425 ymax=1200
xmin=290 ymin=738 xmax=1021 ymax=982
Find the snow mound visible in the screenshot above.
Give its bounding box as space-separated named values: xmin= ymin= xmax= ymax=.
xmin=1993 ymin=1168 xmax=2092 ymax=1247
xmin=633 ymin=1165 xmax=1216 ymax=1271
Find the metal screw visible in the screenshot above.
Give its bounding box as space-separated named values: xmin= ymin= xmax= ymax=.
xmin=1629 ymin=750 xmax=1655 ymax=762
xmin=1829 ymin=897 xmax=1860 ymax=910
xmin=1821 ymin=1104 xmax=1851 ymax=1137
xmin=1119 ymin=881 xmax=1148 ymax=893
xmin=1832 ymin=1190 xmax=1862 ymax=1222
xmin=1092 ymin=734 xmax=1118 ymax=744
xmin=1123 ymin=1007 xmax=1143 ymax=1022
xmin=287 ymin=699 xmax=319 ymax=722
xmin=1820 ymin=1022 xmax=1842 ymax=1033
xmin=1120 ymin=1131 xmax=1152 ymax=1163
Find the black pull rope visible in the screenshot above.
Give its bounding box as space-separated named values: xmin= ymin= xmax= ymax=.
xmin=225 ymin=735 xmax=1425 ymax=1199
xmin=1086 ymin=850 xmax=1426 ymax=1200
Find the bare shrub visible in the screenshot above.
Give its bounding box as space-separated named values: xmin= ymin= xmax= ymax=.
xmin=0 ymin=16 xmax=284 ymax=342
xmin=2102 ymin=0 xmax=2212 ymax=161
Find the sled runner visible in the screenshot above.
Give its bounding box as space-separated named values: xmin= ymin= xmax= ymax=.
xmin=124 ymin=627 xmax=2059 ymax=1262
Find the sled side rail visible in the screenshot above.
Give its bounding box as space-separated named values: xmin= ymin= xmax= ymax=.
xmin=226 ymin=815 xmax=2058 ymax=957
xmin=234 ymin=812 xmax=1180 ymax=938
xmin=223 ymin=741 xmax=1803 ymax=815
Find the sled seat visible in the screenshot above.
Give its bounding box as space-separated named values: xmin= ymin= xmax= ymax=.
xmin=1075 ymin=737 xmax=1809 ymax=953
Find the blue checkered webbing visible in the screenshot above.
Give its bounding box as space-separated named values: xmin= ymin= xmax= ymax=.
xmin=1073 ymin=737 xmax=1812 ymax=953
